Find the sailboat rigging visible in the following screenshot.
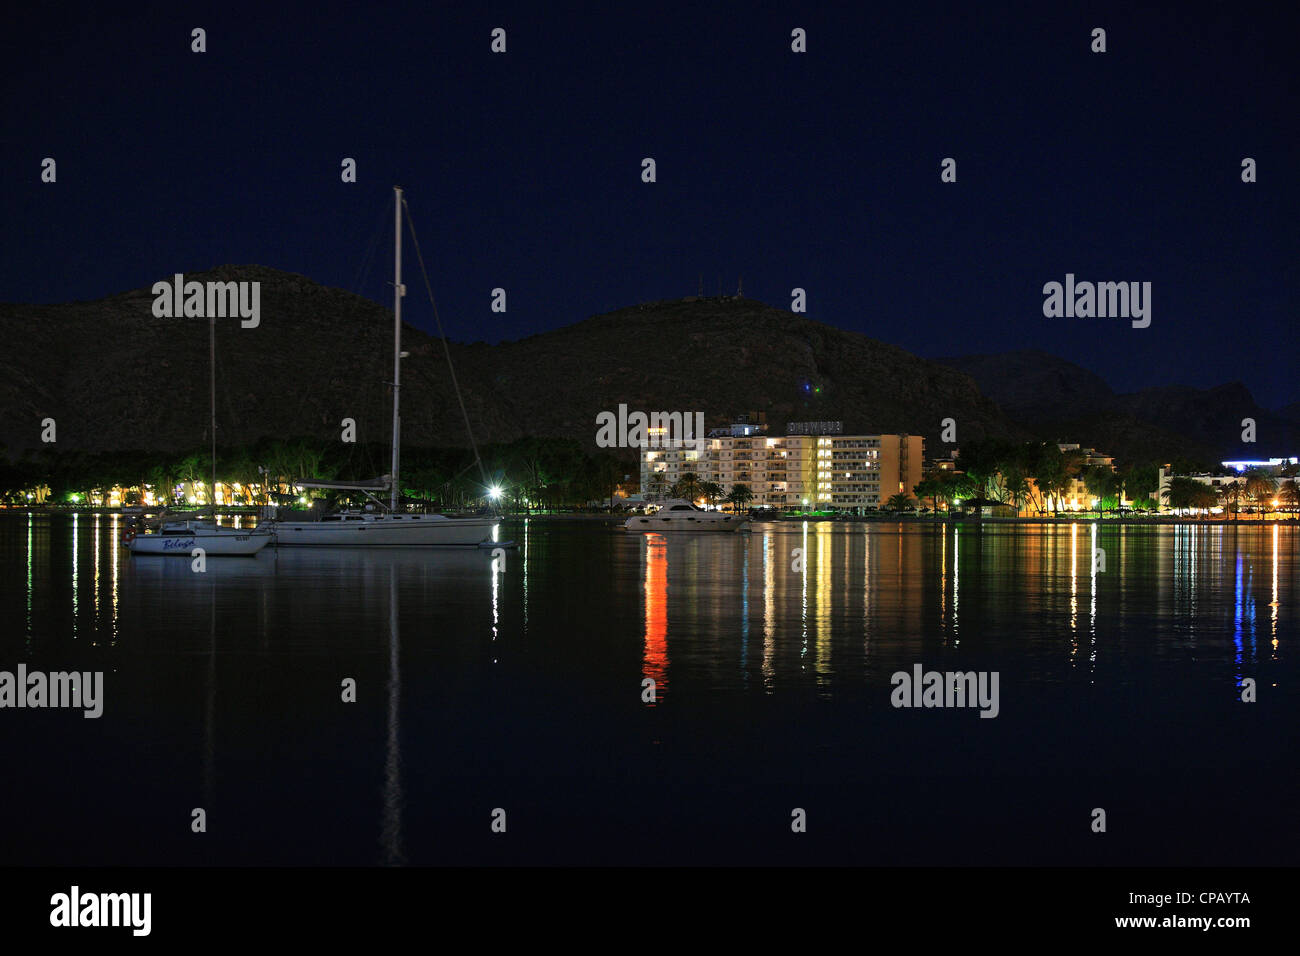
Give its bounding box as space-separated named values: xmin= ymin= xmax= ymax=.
xmin=123 ymin=288 xmax=272 ymax=555
xmin=266 ymin=186 xmax=499 ymax=547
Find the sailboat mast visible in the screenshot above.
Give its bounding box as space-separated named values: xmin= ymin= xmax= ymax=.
xmin=210 ymin=312 xmax=217 ymax=507
xmin=390 ymin=186 xmax=404 ymax=512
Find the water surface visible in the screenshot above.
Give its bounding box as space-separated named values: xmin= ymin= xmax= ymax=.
xmin=1 ymin=515 xmax=1295 ymax=865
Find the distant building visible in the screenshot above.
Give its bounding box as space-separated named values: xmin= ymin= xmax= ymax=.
xmin=1220 ymin=457 xmax=1299 ymax=475
xmin=1156 ymin=462 xmax=1295 ymax=508
xmin=706 ymin=411 xmax=769 ymax=438
xmin=1056 ymin=443 xmax=1116 ymax=470
xmin=641 ymin=420 xmax=923 ymax=509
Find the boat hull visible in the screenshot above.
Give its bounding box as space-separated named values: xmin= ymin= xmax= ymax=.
xmin=270 ymin=515 xmax=498 ymax=546
xmin=126 ymin=531 xmax=271 ymax=556
xmin=624 ymin=516 xmax=750 ymax=533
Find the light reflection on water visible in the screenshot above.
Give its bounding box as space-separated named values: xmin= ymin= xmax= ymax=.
xmin=621 ymin=520 xmax=1295 ymax=697
xmin=381 ymin=565 xmax=403 ymax=866
xmin=1 ymin=514 xmax=1296 ymax=865
xmin=6 ymin=517 xmax=1294 ymax=689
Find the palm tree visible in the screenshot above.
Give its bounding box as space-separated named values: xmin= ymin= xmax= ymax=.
xmin=957 ymin=438 xmax=1015 ymax=503
xmin=885 ymin=492 xmax=914 ymax=513
xmin=1159 ymin=482 xmax=1183 ymax=513
xmin=1217 ymin=479 xmax=1242 ymax=522
xmin=726 ymin=483 xmax=754 ymax=513
xmin=1028 ymin=443 xmax=1064 ymax=514
xmin=672 ymin=471 xmax=704 ymax=503
xmin=1045 ymin=474 xmax=1072 ymax=514
xmin=1083 ymin=466 xmax=1117 ymax=515
xmin=1242 ymin=471 xmax=1275 ymax=520
xmin=699 ymin=480 xmax=723 ymax=510
xmin=1003 ymin=470 xmax=1030 ymax=516
xmin=1190 ymin=485 xmax=1216 ymax=518
xmin=1279 ymin=478 xmax=1300 ymax=519
xmin=647 ymin=471 xmax=668 ymax=501
xmin=1162 ymin=477 xmax=1211 ymax=518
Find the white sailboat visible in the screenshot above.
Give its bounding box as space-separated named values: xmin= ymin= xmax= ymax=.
xmin=125 ymin=519 xmax=271 ymax=555
xmin=125 ymin=291 xmax=271 ymax=556
xmin=268 ymin=187 xmax=498 ymax=547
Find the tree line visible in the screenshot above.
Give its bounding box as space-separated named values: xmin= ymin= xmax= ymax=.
xmin=909 ymin=438 xmax=1298 ymax=518
xmin=0 ymin=437 xmax=629 ymax=512
xmin=649 ymin=471 xmax=755 ymax=511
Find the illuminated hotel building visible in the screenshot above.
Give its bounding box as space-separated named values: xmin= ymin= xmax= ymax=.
xmin=640 ymin=420 xmax=924 ymax=510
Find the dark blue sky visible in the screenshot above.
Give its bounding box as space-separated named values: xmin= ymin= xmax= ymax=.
xmin=3 ymin=2 xmax=1295 ymax=407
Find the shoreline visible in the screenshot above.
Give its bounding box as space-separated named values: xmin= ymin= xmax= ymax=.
xmin=3 ymin=506 xmax=1296 ymax=527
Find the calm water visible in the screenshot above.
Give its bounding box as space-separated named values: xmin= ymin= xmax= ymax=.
xmin=1 ymin=514 xmax=1296 ymax=865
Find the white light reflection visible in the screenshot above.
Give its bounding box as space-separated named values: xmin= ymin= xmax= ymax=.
xmin=382 ymin=565 xmax=405 ymax=865
xmin=762 ymin=531 xmax=774 ymax=692
xmin=71 ymin=513 xmax=78 ymax=639
xmin=1089 ymin=522 xmax=1098 ymax=665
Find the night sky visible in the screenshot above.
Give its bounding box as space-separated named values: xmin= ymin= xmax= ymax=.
xmin=3 ymin=2 xmax=1295 ymax=407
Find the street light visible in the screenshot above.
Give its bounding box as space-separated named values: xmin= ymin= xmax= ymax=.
xmin=488 ymin=485 xmax=502 ymax=500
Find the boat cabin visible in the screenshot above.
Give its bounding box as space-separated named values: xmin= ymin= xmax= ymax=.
xmin=653 ymin=499 xmax=703 ymax=513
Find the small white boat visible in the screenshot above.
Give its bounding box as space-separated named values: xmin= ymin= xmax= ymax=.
xmin=123 ymin=520 xmax=272 ymax=556
xmin=624 ymin=499 xmax=750 ymax=533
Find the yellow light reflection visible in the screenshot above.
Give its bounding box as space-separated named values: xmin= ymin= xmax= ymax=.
xmin=93 ymin=514 xmax=100 ymax=639
xmin=762 ymin=531 xmax=774 ymax=692
xmin=952 ymin=524 xmax=960 ymax=640
xmin=815 ymin=523 xmax=830 ymax=683
xmin=643 ymin=536 xmax=668 ymax=701
xmin=110 ymin=513 xmax=119 ymax=645
xmin=26 ymin=513 xmax=33 ymax=651
xmin=800 ymin=521 xmax=809 ymax=663
xmin=1270 ymin=523 xmax=1279 ymax=651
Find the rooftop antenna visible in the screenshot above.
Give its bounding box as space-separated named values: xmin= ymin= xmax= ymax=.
xmin=737 ymin=275 xmax=743 ymax=296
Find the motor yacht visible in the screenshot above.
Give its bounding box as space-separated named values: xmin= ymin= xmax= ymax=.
xmin=624 ymin=499 xmax=750 ymax=533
